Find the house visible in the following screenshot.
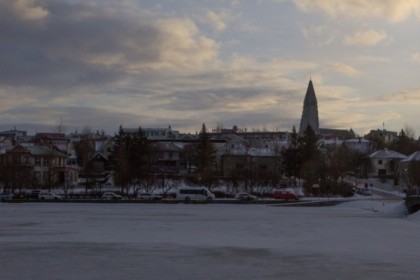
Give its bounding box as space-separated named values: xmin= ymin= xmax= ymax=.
xmin=0 ymin=144 xmax=78 ymax=190
xmin=343 ymin=138 xmax=373 ymax=155
xmin=33 ymin=133 xmax=70 ymax=154
xmin=0 ymin=135 xmax=15 ymax=155
xmin=369 ymin=149 xmax=406 ymax=177
xmin=399 ymin=151 xmax=420 ymax=190
xmin=123 ymin=126 xmax=180 ymax=140
xmin=220 ymin=142 xmax=283 ymax=183
xmin=320 ymin=138 xmax=373 ymax=155
xmin=365 ymin=129 xmax=398 ymax=147
xmin=0 ymin=128 xmax=28 ymax=144
xmin=153 ymin=142 xmax=185 ymax=174
xmin=78 ymin=151 xmax=112 ymax=186
xmin=319 ymin=128 xmax=355 ymax=140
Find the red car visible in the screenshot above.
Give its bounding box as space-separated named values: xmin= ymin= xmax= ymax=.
xmin=272 ymin=190 xmax=298 ymax=200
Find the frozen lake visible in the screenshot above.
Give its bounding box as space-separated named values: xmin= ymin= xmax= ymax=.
xmin=1 ymin=201 xmax=420 ymax=279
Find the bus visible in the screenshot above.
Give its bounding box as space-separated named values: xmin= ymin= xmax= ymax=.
xmin=176 ymin=187 xmax=215 ymax=202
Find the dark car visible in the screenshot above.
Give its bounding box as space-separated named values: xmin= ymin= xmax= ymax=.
xmin=234 ymin=192 xmax=258 ymax=200
xmin=0 ymin=193 xmax=14 ymax=202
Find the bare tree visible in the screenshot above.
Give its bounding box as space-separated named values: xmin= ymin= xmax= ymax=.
xmin=54 ymin=117 xmax=66 ymax=134
xmin=404 ymin=124 xmax=416 ymax=139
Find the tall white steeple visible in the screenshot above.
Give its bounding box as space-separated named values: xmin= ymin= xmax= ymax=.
xmin=299 ymin=79 xmax=319 ymax=134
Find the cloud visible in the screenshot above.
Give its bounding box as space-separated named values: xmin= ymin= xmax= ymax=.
xmin=293 ymin=0 xmax=420 ymax=23
xmin=206 ymin=10 xmax=230 ymax=31
xmin=0 ymin=0 xmax=220 ymax=88
xmin=302 ymin=25 xmax=337 ymax=46
xmin=325 ymin=63 xmax=359 ymax=76
xmin=412 ymin=52 xmax=420 ymax=63
xmin=354 ymin=55 xmax=391 ymax=63
xmin=343 ymin=30 xmax=389 ymax=46
xmin=3 ymin=0 xmax=49 ymax=22
xmin=376 ymin=88 xmax=420 ymax=104
xmin=153 ymin=18 xmax=219 ymax=69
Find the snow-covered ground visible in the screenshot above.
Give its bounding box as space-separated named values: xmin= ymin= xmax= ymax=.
xmin=1 ymin=200 xmax=419 ymax=280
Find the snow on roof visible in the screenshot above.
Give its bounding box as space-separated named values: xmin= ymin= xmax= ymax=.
xmin=369 ymin=149 xmax=406 ymax=159
xmin=155 ymin=142 xmax=184 ymax=151
xmin=401 ymin=151 xmax=420 ymax=162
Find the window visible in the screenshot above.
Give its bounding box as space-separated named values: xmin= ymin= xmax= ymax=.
xmin=378 ymin=160 xmax=383 ymax=165
xmin=43 ymin=172 xmax=49 ymax=182
xmin=259 ymin=165 xmax=268 ymax=170
xmin=236 ymin=164 xmax=244 ymax=170
xmin=180 ymin=189 xmax=208 ymax=195
xmin=34 ymin=171 xmax=41 ymax=182
xmin=94 ymin=162 xmax=104 ymax=172
xmin=35 ymin=157 xmax=41 ymax=165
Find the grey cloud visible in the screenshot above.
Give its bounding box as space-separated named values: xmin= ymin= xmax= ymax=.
xmin=3 ymin=105 xmax=168 ymax=134
xmin=158 ymin=88 xmax=261 ymax=110
xmin=0 ymin=1 xmax=127 ymax=87
xmin=0 ymin=0 xmax=216 ymax=89
xmin=154 ymin=86 xmax=301 ymax=112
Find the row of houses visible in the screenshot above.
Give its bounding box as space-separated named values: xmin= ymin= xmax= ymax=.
xmin=0 ymin=125 xmax=417 ymax=191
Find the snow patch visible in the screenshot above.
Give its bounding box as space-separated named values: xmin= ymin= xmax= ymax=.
xmin=337 ymin=200 xmax=408 ymax=217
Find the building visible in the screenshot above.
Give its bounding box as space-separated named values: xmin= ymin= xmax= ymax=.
xmin=399 ymin=151 xmax=420 ymax=190
xmin=365 ymin=129 xmax=398 ymax=147
xmin=320 ymin=138 xmax=373 ymax=155
xmin=0 ymin=128 xmax=28 ymax=144
xmin=219 ymin=142 xmax=283 ymax=183
xmin=0 ymin=144 xmax=78 ymax=190
xmin=123 ymin=126 xmax=179 ymax=140
xmin=299 ymin=80 xmax=319 ymax=134
xmin=210 ymin=125 xmax=289 ymax=142
xmin=153 ymin=142 xmax=185 ymax=174
xmin=369 ymin=149 xmax=406 ymax=177
xmin=33 ymin=133 xmax=70 ymax=154
xmin=78 ymin=151 xmax=112 ymax=186
xmin=319 ymin=128 xmax=355 ymax=140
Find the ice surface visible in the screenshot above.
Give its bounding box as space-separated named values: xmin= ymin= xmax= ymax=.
xmin=1 ymin=201 xmax=419 ymax=280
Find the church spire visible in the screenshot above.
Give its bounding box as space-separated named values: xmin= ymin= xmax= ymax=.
xmin=299 ymin=80 xmax=319 ymax=134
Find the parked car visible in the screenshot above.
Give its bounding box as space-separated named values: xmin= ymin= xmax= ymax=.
xmin=39 ymin=192 xmax=62 ymax=200
xmin=355 ymin=188 xmax=372 ymax=196
xmin=102 ymin=192 xmax=123 ymax=200
xmin=234 ymin=192 xmax=258 ymax=201
xmin=272 ymin=190 xmax=299 ymax=200
xmin=138 ymin=193 xmax=162 ymax=200
xmin=176 ymin=187 xmax=215 ymax=202
xmin=29 ymin=190 xmax=41 ymax=199
xmin=0 ymin=193 xmax=14 ymax=202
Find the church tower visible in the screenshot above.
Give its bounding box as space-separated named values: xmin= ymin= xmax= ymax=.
xmin=299 ymin=79 xmax=319 ymax=134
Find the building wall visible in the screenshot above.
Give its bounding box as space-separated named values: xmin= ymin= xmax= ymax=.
xmin=371 ymin=158 xmax=401 ymax=177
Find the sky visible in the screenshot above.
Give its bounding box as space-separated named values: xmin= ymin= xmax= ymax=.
xmin=2 ymin=0 xmax=420 ymax=136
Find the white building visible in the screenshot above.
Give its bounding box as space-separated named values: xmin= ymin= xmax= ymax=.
xmin=369 ymin=149 xmax=406 ymax=177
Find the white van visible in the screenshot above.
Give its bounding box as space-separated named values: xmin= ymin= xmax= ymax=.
xmin=176 ymin=187 xmax=215 ymax=202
